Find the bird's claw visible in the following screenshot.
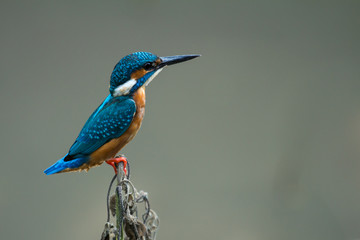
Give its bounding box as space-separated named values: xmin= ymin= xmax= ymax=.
xmin=106 ymin=156 xmax=127 ymax=175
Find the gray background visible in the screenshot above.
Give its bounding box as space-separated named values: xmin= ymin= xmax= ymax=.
xmin=1 ymin=0 xmax=360 ymax=239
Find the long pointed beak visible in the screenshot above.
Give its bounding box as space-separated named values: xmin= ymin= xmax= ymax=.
xmin=158 ymin=54 xmax=201 ymax=68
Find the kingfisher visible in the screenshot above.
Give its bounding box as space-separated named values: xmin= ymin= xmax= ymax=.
xmin=44 ymin=52 xmax=200 ymax=175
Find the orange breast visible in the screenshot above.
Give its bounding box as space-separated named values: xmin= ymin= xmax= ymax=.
xmin=80 ymin=87 xmax=146 ymax=171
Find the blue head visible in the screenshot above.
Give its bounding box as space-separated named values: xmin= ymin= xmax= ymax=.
xmin=110 ymin=52 xmax=200 ymax=97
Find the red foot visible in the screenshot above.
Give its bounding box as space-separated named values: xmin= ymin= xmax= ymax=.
xmin=106 ymin=156 xmax=127 ymax=175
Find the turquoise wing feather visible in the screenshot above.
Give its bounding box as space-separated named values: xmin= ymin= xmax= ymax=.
xmin=68 ymin=96 xmax=136 ymax=157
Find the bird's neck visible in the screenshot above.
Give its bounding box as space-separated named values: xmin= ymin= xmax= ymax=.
xmin=132 ymin=86 xmax=146 ymax=112
xmin=109 ymin=86 xmax=146 ymax=110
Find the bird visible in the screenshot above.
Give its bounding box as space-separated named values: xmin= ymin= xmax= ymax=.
xmin=44 ymin=52 xmax=200 ymax=175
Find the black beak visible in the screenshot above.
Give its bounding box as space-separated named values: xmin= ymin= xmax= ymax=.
xmin=158 ymin=54 xmax=201 ymax=68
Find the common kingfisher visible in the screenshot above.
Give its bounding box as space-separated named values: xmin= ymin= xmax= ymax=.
xmin=44 ymin=52 xmax=200 ymax=175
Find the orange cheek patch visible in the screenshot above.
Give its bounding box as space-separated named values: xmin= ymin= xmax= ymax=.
xmin=155 ymin=58 xmax=161 ymax=65
xmin=131 ymin=69 xmax=147 ymax=80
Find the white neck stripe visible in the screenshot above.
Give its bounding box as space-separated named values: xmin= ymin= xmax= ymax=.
xmin=145 ymin=68 xmax=163 ymax=86
xmin=112 ymin=68 xmax=163 ymax=97
xmin=113 ymin=79 xmax=137 ymax=97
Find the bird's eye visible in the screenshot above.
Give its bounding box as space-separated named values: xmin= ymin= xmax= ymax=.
xmin=143 ymin=62 xmax=155 ymax=71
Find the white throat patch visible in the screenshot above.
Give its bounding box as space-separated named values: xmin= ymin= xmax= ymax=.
xmin=145 ymin=68 xmax=163 ymax=86
xmin=113 ymin=79 xmax=137 ymax=97
xmin=112 ymin=68 xmax=163 ymax=97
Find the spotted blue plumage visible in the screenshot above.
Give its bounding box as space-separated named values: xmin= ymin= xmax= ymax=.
xmin=44 ymin=95 xmax=136 ymax=175
xmin=69 ymin=95 xmax=135 ymax=156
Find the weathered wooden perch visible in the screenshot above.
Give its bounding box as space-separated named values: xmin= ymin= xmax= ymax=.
xmin=101 ymin=157 xmax=159 ymax=240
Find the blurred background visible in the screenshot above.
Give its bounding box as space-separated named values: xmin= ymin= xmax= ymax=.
xmin=1 ymin=0 xmax=360 ymax=239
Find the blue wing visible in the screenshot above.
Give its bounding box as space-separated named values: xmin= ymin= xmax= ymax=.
xmin=44 ymin=95 xmax=136 ymax=175
xmin=68 ymin=96 xmax=136 ymax=157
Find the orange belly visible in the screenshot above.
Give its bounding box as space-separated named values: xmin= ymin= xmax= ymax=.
xmin=77 ymin=87 xmax=146 ymax=172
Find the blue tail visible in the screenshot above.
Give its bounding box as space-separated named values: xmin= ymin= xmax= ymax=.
xmin=44 ymin=155 xmax=89 ymax=175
